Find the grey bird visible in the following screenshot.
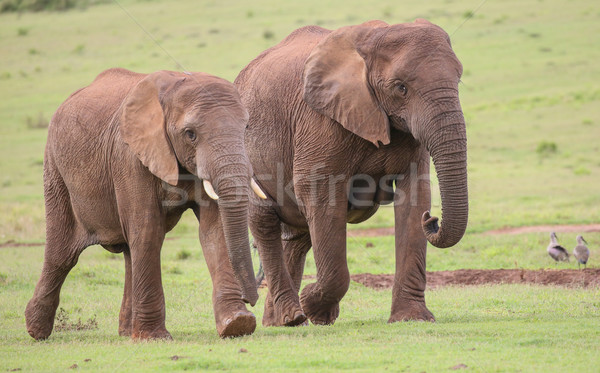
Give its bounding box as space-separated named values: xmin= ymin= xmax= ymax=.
xmin=573 ymin=235 xmax=590 ymax=269
xmin=547 ymin=232 xmax=570 ymax=263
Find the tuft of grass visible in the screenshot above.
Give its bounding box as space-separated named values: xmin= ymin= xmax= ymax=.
xmin=573 ymin=166 xmax=591 ymax=176
xmin=17 ymin=26 xmax=29 ymax=36
xmin=176 ymin=249 xmax=191 ymax=260
xmin=25 ymin=112 xmax=49 ymax=129
xmin=382 ymin=6 xmax=392 ymax=18
xmin=262 ymin=29 xmax=274 ymax=40
xmin=54 ymin=307 xmax=98 ymax=332
xmin=463 ymin=10 xmax=474 ymax=18
xmin=72 ymin=43 xmax=85 ymax=55
xmin=536 ymin=140 xmax=558 ymax=156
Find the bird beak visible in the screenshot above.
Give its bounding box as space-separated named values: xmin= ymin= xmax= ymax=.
xmin=583 ymin=238 xmax=588 ymax=244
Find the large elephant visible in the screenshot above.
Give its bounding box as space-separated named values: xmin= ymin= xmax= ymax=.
xmin=235 ymin=19 xmax=468 ymax=326
xmin=25 ymin=68 xmax=264 ymax=340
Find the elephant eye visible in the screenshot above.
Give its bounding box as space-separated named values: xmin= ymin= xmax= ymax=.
xmin=185 ymin=129 xmax=196 ymax=141
xmin=397 ymin=83 xmax=408 ymax=96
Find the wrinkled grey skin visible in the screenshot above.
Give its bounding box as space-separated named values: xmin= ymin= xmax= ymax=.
xmin=25 ymin=68 xmax=258 ymax=340
xmin=236 ymin=19 xmax=468 ymax=326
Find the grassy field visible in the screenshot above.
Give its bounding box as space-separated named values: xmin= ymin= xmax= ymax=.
xmin=1 ymin=0 xmax=599 ymax=371
xmin=2 ymin=239 xmax=599 ymax=372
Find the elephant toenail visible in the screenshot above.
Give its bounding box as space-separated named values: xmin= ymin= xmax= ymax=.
xmin=284 ymin=316 xmax=290 ymax=324
xmin=224 ymin=318 xmax=232 ymax=326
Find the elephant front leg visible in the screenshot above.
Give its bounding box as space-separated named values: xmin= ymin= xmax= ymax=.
xmin=250 ymin=203 xmax=306 ymax=327
xmin=126 ymin=224 xmax=172 ymax=340
xmin=299 ymin=198 xmax=350 ymax=325
xmin=195 ymin=205 xmax=256 ymax=338
xmin=389 ymin=157 xmax=435 ymax=323
xmin=263 ymin=226 xmax=311 ymax=327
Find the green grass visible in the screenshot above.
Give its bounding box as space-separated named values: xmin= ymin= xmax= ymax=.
xmin=1 ymin=239 xmax=599 ymax=372
xmin=1 ymin=0 xmax=599 ymax=241
xmin=1 ymin=0 xmax=599 ymax=371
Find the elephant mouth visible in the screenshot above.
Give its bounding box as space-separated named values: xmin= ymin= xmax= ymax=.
xmin=388 ymin=114 xmax=411 ymax=134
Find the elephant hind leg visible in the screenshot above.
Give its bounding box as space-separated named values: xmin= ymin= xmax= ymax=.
xmin=118 ymin=246 xmax=133 ymax=336
xmin=25 ymin=167 xmax=91 ymax=340
xmin=263 ymin=225 xmax=311 ymax=326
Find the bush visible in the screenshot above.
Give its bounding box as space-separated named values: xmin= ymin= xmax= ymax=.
xmin=0 ymin=0 xmax=108 ymax=13
xmin=536 ymin=141 xmax=557 ymax=157
xmin=25 ymin=112 xmax=49 ymax=129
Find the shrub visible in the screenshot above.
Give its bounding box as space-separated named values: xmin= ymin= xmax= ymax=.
xmin=1 ymin=0 xmax=108 ymax=13
xmin=176 ymin=249 xmax=191 ymax=260
xmin=26 ymin=112 xmax=49 ymax=129
xmin=54 ymin=307 xmax=98 ymax=332
xmin=263 ymin=29 xmax=274 ymax=40
xmin=536 ymin=141 xmax=557 ymax=157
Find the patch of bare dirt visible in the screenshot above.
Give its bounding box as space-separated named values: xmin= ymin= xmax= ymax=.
xmin=482 ymin=224 xmax=600 ymax=236
xmin=347 ymin=223 xmax=600 ymax=238
xmin=350 ymin=268 xmax=600 ymax=289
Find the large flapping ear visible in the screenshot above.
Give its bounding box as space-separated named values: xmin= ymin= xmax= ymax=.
xmin=303 ymin=21 xmax=390 ymax=147
xmin=121 ymin=72 xmax=179 ymax=186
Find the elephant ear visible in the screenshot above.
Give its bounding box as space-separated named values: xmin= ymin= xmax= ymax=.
xmin=121 ymin=73 xmax=179 ymax=186
xmin=303 ymin=22 xmax=390 ymax=147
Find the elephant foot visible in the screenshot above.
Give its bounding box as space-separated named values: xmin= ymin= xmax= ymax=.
xmin=389 ymin=300 xmax=435 ymax=323
xmin=131 ymin=323 xmax=173 ymax=340
xmin=118 ymin=312 xmax=132 ymax=336
xmin=218 ymin=310 xmax=257 ymax=338
xmin=25 ymin=298 xmax=57 ymax=340
xmin=118 ymin=324 xmax=132 ymax=337
xmin=300 ymin=283 xmax=339 ymax=325
xmin=262 ymin=291 xmax=306 ymax=327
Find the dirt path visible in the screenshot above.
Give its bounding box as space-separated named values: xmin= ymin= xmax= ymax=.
xmin=347 ymin=223 xmax=600 ymax=238
xmin=350 ymin=268 xmax=600 ymax=289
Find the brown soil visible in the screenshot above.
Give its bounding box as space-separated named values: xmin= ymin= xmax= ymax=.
xmin=482 ymin=224 xmax=600 ymax=236
xmin=350 ymin=268 xmax=600 ymax=289
xmin=347 ymin=223 xmax=600 ymax=238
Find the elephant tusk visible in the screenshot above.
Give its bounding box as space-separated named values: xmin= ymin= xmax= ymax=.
xmin=251 ymin=178 xmax=268 ymax=200
xmin=203 ymin=179 xmax=219 ymax=200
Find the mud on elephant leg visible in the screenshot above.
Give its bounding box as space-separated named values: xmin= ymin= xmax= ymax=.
xmin=118 ymin=248 xmax=133 ymax=336
xmin=250 ymin=203 xmax=305 ymax=327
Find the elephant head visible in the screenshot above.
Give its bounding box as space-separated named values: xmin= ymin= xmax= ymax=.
xmin=120 ymin=71 xmax=262 ymax=305
xmin=303 ymin=19 xmax=468 ymax=248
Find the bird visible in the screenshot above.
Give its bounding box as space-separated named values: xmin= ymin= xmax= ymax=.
xmin=547 ymin=232 xmax=570 ymax=263
xmin=573 ymin=235 xmax=590 ymax=269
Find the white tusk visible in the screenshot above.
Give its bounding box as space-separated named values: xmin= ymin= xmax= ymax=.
xmin=203 ymin=179 xmax=219 ymax=200
xmin=251 ymin=178 xmax=268 ymax=200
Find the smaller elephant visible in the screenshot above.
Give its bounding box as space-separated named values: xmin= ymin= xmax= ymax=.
xmin=25 ymin=68 xmax=265 ymax=340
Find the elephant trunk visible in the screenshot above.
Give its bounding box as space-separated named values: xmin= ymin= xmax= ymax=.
xmin=211 ymin=160 xmax=259 ymax=306
xmin=419 ymin=95 xmax=469 ymax=248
